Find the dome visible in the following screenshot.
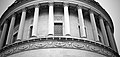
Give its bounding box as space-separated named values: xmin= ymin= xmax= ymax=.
xmin=0 ymin=0 xmax=119 ymax=57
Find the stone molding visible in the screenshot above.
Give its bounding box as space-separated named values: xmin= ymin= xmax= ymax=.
xmin=14 ymin=0 xmax=99 ymax=5
xmin=0 ymin=37 xmax=119 ymax=57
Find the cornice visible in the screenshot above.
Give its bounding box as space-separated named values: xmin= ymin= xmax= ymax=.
xmin=0 ymin=37 xmax=119 ymax=57
xmin=14 ymin=0 xmax=99 ymax=5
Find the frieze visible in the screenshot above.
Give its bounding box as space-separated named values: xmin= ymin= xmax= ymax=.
xmin=0 ymin=37 xmax=119 ymax=57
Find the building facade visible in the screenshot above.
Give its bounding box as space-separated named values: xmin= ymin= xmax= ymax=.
xmin=0 ymin=0 xmax=119 ymax=57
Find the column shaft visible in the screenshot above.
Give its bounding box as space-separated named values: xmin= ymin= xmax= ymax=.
xmin=17 ymin=9 xmax=26 ymax=40
xmin=99 ymin=18 xmax=109 ymax=46
xmin=48 ymin=3 xmax=54 ymax=35
xmin=6 ymin=15 xmax=16 ymax=44
xmin=106 ymin=25 xmax=118 ymax=52
xmin=0 ymin=30 xmax=1 ymax=39
xmin=64 ymin=4 xmax=70 ymax=36
xmin=78 ymin=7 xmax=86 ymax=37
xmin=90 ymin=11 xmax=99 ymax=41
xmin=0 ymin=21 xmax=8 ymax=49
xmin=32 ymin=5 xmax=39 ymax=36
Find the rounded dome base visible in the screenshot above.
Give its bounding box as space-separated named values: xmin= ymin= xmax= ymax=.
xmin=8 ymin=48 xmax=106 ymax=57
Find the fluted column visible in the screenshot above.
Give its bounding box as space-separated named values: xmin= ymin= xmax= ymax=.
xmin=89 ymin=10 xmax=99 ymax=41
xmin=106 ymin=24 xmax=118 ymax=52
xmin=77 ymin=6 xmax=86 ymax=37
xmin=17 ymin=9 xmax=26 ymax=40
xmin=64 ymin=3 xmax=70 ymax=36
xmin=0 ymin=21 xmax=8 ymax=49
xmin=6 ymin=14 xmax=16 ymax=44
xmin=48 ymin=3 xmax=54 ymax=35
xmin=32 ymin=5 xmax=39 ymax=36
xmin=99 ymin=16 xmax=109 ymax=46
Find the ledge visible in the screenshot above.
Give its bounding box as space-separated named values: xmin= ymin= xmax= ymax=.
xmin=0 ymin=37 xmax=119 ymax=57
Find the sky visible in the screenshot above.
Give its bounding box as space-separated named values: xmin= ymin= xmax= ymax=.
xmin=0 ymin=0 xmax=120 ymax=54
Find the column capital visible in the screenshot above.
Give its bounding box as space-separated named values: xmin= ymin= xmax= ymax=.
xmin=4 ymin=19 xmax=9 ymax=24
xmin=77 ymin=5 xmax=83 ymax=9
xmin=21 ymin=8 xmax=27 ymax=12
xmin=49 ymin=2 xmax=54 ymax=5
xmin=99 ymin=16 xmax=106 ymax=25
xmin=34 ymin=4 xmax=40 ymax=8
xmin=63 ymin=3 xmax=69 ymax=6
xmin=98 ymin=14 xmax=103 ymax=19
xmin=89 ymin=9 xmax=93 ymax=13
xmin=11 ymin=13 xmax=16 ymax=18
xmin=88 ymin=9 xmax=95 ymax=13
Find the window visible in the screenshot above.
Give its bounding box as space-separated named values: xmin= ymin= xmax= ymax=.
xmin=98 ymin=35 xmax=102 ymax=43
xmin=29 ymin=26 xmax=33 ymax=37
xmin=54 ymin=23 xmax=63 ymax=36
xmin=78 ymin=25 xmax=87 ymax=38
xmin=12 ymin=33 xmax=18 ymax=43
xmin=78 ymin=26 xmax=81 ymax=37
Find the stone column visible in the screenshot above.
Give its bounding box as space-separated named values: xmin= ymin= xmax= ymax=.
xmin=48 ymin=3 xmax=54 ymax=36
xmin=89 ymin=10 xmax=99 ymax=41
xmin=106 ymin=24 xmax=118 ymax=52
xmin=17 ymin=9 xmax=26 ymax=40
xmin=64 ymin=3 xmax=70 ymax=36
xmin=99 ymin=16 xmax=109 ymax=46
xmin=0 ymin=21 xmax=8 ymax=49
xmin=6 ymin=14 xmax=16 ymax=44
xmin=32 ymin=5 xmax=39 ymax=36
xmin=0 ymin=29 xmax=1 ymax=39
xmin=77 ymin=6 xmax=86 ymax=37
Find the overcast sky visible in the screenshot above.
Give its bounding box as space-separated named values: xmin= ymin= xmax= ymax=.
xmin=0 ymin=0 xmax=120 ymax=54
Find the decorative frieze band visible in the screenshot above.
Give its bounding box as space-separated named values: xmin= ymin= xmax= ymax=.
xmin=0 ymin=37 xmax=118 ymax=57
